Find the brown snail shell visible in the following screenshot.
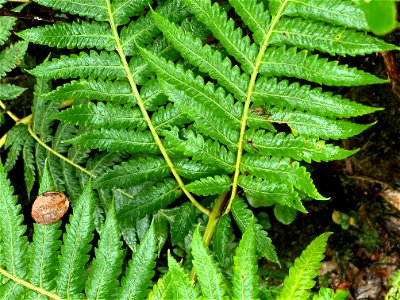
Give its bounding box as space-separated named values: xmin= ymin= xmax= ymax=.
xmin=31 ymin=191 xmax=70 ymax=224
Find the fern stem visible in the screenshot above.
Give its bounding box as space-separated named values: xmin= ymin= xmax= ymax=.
xmin=105 ymin=0 xmax=210 ymax=216
xmin=190 ymin=192 xmax=228 ymax=283
xmin=27 ymin=121 xmax=93 ymax=177
xmin=0 ymin=100 xmax=20 ymax=122
xmin=0 ymin=267 xmax=62 ymax=300
xmin=224 ymin=0 xmax=289 ymax=215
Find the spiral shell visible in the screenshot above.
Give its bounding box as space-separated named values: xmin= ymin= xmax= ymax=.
xmin=31 ymin=191 xmax=69 ymax=224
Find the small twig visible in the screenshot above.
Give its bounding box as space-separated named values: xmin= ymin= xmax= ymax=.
xmin=347 ymin=174 xmax=392 ymax=190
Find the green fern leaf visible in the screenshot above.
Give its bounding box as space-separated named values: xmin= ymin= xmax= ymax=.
xmin=238 ymin=175 xmax=305 ymax=212
xmin=121 ymin=0 xmax=190 ymax=56
xmin=3 ymin=125 xmax=29 ymax=172
xmin=274 ymin=204 xmax=297 ymax=225
xmin=167 ymin=252 xmax=198 ymax=299
xmin=141 ymin=79 xmax=169 ymax=110
xmin=0 ymin=16 xmax=16 ymax=46
xmin=0 ymin=41 xmax=28 ymax=78
xmin=85 ymin=203 xmax=124 ymax=300
xmin=95 ymin=156 xmax=171 ymax=189
xmin=233 ymin=219 xmax=259 ymax=300
xmin=163 ymin=128 xmax=235 ymax=173
xmin=141 ymin=47 xmax=242 ymax=129
xmin=267 ymin=108 xmax=374 ymax=140
xmin=229 ymin=0 xmax=270 ymax=46
xmin=244 ymin=130 xmax=357 ymax=163
xmin=28 ymin=160 xmax=61 ymax=295
xmin=277 ymin=232 xmax=333 ymax=300
xmin=191 ymin=226 xmax=227 ymax=299
xmin=17 ymin=21 xmax=115 ymax=50
xmin=174 ymin=158 xmax=221 ymax=180
xmin=154 ymin=213 xmax=169 ymax=256
xmin=152 ymin=103 xmax=189 ymax=130
xmin=151 ymin=10 xmax=249 ymax=101
xmin=312 ymin=287 xmax=349 ymax=300
xmin=28 ymin=51 xmax=125 ymax=80
xmin=213 ymin=214 xmax=232 ymax=264
xmin=260 ymin=46 xmax=388 ymax=86
xmin=231 ymin=197 xmax=279 ymax=264
xmin=162 ymin=202 xmax=196 ymax=245
xmin=67 ymin=128 xmax=158 ymax=153
xmin=22 ymin=137 xmax=36 ymax=195
xmin=183 ymin=0 xmax=258 ymax=74
xmin=118 ymin=179 xmax=182 ymax=223
xmin=118 ymin=222 xmax=157 ymax=300
xmin=159 ymin=80 xmax=240 ymax=150
xmin=33 ymin=0 xmax=108 ymax=22
xmin=0 ymin=160 xmax=28 ymax=297
xmin=241 ymin=154 xmax=326 ymax=200
xmin=186 ymin=175 xmax=232 ymax=196
xmin=112 ymin=0 xmax=151 ymax=26
xmin=271 ymin=17 xmax=399 ymax=56
xmin=252 ymin=78 xmax=382 ymax=118
xmin=0 ymin=83 xmax=26 ymax=100
xmin=148 ymin=271 xmax=173 ymax=300
xmin=56 ymin=180 xmax=95 ymax=298
xmin=279 ymin=0 xmax=369 ymax=31
xmin=55 ymin=102 xmax=146 ymax=130
xmin=43 ymin=79 xmax=135 ymax=104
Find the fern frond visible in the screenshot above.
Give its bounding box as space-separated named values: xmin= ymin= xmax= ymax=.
xmin=26 ymin=160 xmax=61 ymax=296
xmin=85 ymin=203 xmax=124 ymax=300
xmin=183 ymin=0 xmax=258 ymax=73
xmin=121 ymin=0 xmax=190 ymax=56
xmin=118 ymin=179 xmax=182 ymax=222
xmin=56 ymin=181 xmax=95 ymax=298
xmin=67 ymin=128 xmax=158 ymax=153
xmin=148 ymin=271 xmax=173 ymax=299
xmin=44 ymin=79 xmax=135 ymax=104
xmin=213 ymin=214 xmax=232 ymax=264
xmin=151 ymin=10 xmax=249 ymax=101
xmin=33 ymin=0 xmax=108 ymax=22
xmin=0 ymin=41 xmax=28 ymax=78
xmin=163 ymin=128 xmax=235 ymax=173
xmin=162 ymin=202 xmax=195 ymax=244
xmin=0 ymin=16 xmax=16 ymax=45
xmin=191 ymin=226 xmax=227 ymax=299
xmin=229 ymin=0 xmax=270 ymax=46
xmin=267 ymin=108 xmax=374 ymax=140
xmin=233 ymin=219 xmax=259 ymax=300
xmin=4 ymin=125 xmax=29 ymax=172
xmin=0 ymin=83 xmax=26 ymax=100
xmin=22 ymin=137 xmax=36 ymax=195
xmin=95 ymin=156 xmax=171 ymax=189
xmin=252 ymin=78 xmax=382 ymax=118
xmin=260 ymin=46 xmax=388 ymax=86
xmin=231 ymin=197 xmax=279 ymax=264
xmin=271 ymin=17 xmax=399 ymax=56
xmin=152 ymin=103 xmax=189 ymax=130
xmin=186 ymin=175 xmax=232 ymax=196
xmin=118 ymin=222 xmax=157 ymax=300
xmin=55 ymin=102 xmax=147 ymax=130
xmin=241 ymin=154 xmax=326 ymax=200
xmin=111 ymin=0 xmax=150 ymax=26
xmin=17 ymin=21 xmax=115 ymax=50
xmin=238 ymin=175 xmax=305 ymax=212
xmin=277 ymin=232 xmax=332 ymax=300
xmin=140 ymin=48 xmax=243 ymax=130
xmin=244 ymin=130 xmax=357 ymax=163
xmin=141 ymin=79 xmax=168 ymax=110
xmin=0 ymin=160 xmax=29 ymax=297
xmin=278 ymin=0 xmax=369 ymax=31
xmin=174 ymin=158 xmax=221 ymax=180
xmin=28 ymin=51 xmax=125 ymax=80
xmin=167 ymin=252 xmax=198 ymax=299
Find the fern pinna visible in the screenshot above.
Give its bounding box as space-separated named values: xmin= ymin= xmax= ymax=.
xmin=5 ymin=0 xmax=396 ymax=287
